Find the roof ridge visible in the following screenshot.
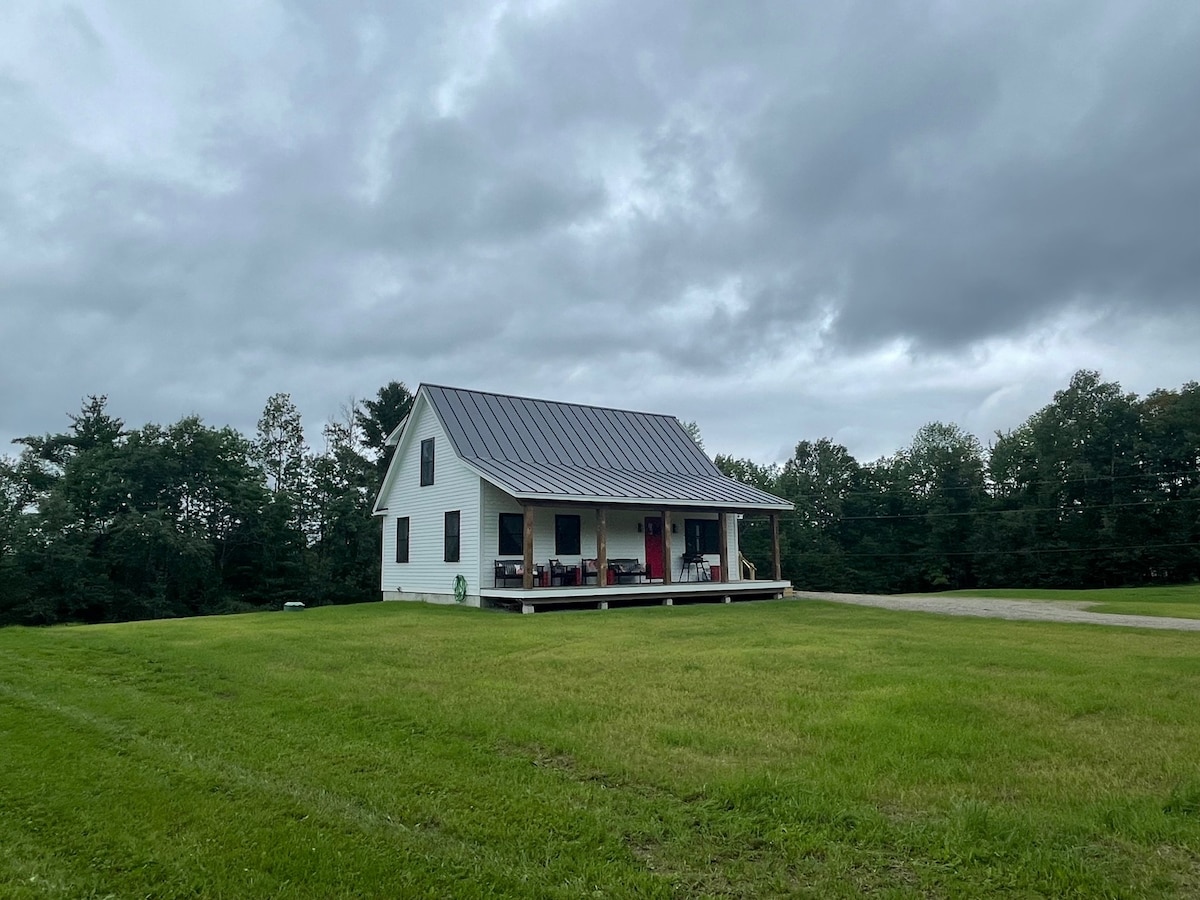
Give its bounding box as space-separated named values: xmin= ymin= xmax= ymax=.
xmin=459 ymin=456 xmax=723 ymax=476
xmin=421 ymin=383 xmax=678 ymax=420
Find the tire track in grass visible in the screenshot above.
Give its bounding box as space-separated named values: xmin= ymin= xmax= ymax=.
xmin=1 ymin=678 xmax=680 ymax=897
xmin=0 ymin=680 xmax=504 ymax=866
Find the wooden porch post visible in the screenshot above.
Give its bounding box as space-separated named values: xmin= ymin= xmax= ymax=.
xmin=718 ymin=512 xmax=729 ymax=583
xmin=770 ymin=513 xmax=782 ymax=581
xmin=661 ymin=509 xmax=673 ymax=584
xmin=523 ymin=504 xmax=535 ymax=590
xmin=596 ymin=507 xmax=608 ymax=588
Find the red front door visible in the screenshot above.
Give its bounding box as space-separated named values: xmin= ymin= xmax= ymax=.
xmin=644 ymin=517 xmax=663 ymax=580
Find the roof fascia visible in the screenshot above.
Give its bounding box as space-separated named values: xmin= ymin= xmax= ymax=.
xmin=371 ymin=386 xmax=431 ymax=515
xmin=383 ymin=413 xmax=410 ymax=448
xmin=483 ymin=487 xmax=793 ymax=512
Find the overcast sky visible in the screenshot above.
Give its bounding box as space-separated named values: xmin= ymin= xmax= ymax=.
xmin=3 ymin=1 xmax=1198 ymax=465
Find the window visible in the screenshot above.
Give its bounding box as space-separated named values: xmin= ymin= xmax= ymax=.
xmin=684 ymin=518 xmax=720 ymax=555
xmin=420 ymin=438 xmax=435 ymax=486
xmin=555 ymin=514 xmax=581 ymax=556
xmin=395 ymin=517 xmax=410 ymax=563
xmin=498 ymin=513 xmax=523 ymax=556
xmin=444 ymin=510 xmax=460 ymax=562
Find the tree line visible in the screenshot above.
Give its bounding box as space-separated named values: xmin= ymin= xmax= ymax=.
xmin=0 ymin=384 xmax=413 ymax=626
xmin=723 ymin=370 xmax=1200 ymax=594
xmin=3 ymin=370 xmax=1197 ymax=626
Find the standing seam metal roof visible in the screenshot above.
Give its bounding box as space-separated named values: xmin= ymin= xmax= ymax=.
xmin=422 ymin=385 xmax=792 ymax=510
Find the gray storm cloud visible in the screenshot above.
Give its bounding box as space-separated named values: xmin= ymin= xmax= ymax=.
xmin=2 ymin=1 xmax=1197 ymax=460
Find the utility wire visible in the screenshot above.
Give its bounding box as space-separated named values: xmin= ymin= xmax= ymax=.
xmin=785 ymin=540 xmax=1200 ymax=559
xmin=744 ymin=466 xmax=1200 ymax=499
xmin=743 ymin=495 xmax=1200 ymax=523
xmin=775 ymin=495 xmax=1200 ymax=523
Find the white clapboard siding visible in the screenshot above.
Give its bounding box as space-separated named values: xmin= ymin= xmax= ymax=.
xmin=476 ymin=488 xmax=741 ymax=585
xmin=480 ymin=485 xmax=605 ymax=584
xmin=380 ymin=397 xmax=481 ymax=600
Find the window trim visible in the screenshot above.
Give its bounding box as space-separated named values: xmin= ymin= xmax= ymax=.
xmin=395 ymin=517 xmax=410 ymax=564
xmin=498 ymin=513 xmax=523 ymax=556
xmin=554 ymin=514 xmax=581 ymax=556
xmin=444 ymin=510 xmax=460 ymax=563
xmin=420 ymin=438 xmax=435 ymax=486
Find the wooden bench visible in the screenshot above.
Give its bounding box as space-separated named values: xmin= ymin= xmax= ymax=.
xmin=608 ymin=558 xmax=649 ymax=584
xmin=494 ymin=560 xmax=539 ymax=587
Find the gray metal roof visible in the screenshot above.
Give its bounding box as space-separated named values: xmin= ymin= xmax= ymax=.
xmin=422 ymin=384 xmax=792 ymax=510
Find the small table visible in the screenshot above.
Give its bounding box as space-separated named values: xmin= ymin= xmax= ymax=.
xmin=679 ymin=554 xmax=710 ymax=582
xmin=549 ymin=563 xmax=579 ymax=586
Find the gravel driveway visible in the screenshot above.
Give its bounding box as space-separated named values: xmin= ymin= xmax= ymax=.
xmin=793 ymin=591 xmax=1200 ymax=631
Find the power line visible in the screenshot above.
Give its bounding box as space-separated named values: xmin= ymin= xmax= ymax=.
xmin=748 ymin=466 xmax=1200 ymax=499
xmin=756 ymin=495 xmax=1200 ymax=524
xmin=786 ymin=540 xmax=1200 ymax=559
xmin=775 ymin=495 xmax=1200 ymax=523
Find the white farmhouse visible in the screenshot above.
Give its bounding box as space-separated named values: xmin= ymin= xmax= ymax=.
xmin=372 ymin=385 xmax=793 ymax=612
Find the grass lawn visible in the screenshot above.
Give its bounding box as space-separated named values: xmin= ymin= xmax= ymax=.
xmin=3 ymin=599 xmax=1200 ymax=898
xmin=919 ymin=585 xmax=1200 ymax=620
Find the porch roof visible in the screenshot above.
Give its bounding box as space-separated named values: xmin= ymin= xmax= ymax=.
xmin=423 ymin=384 xmax=793 ymax=512
xmin=467 ymin=458 xmax=790 ymax=510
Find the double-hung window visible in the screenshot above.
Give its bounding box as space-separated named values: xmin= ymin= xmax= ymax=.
xmin=498 ymin=513 xmax=523 ymax=555
xmin=444 ymin=510 xmax=460 ymax=562
xmin=555 ymin=514 xmax=581 ymax=556
xmin=395 ymin=517 xmax=410 ymax=563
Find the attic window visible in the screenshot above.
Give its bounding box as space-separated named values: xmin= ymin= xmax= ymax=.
xmin=420 ymin=438 xmax=435 ymax=486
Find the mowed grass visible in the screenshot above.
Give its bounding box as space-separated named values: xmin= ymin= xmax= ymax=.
xmin=922 ymin=585 xmax=1200 ymax=620
xmin=3 ymin=601 xmax=1200 ymax=898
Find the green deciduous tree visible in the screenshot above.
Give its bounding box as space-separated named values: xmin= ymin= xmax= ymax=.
xmin=715 ymin=454 xmax=781 ymax=579
xmin=775 ymin=439 xmax=861 ymax=590
xmin=988 ymin=371 xmax=1143 ymax=587
xmin=308 ymin=408 xmax=379 ymax=605
xmin=253 ymin=393 xmax=308 ymax=497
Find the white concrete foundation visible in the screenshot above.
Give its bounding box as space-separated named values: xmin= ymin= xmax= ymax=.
xmin=381 ymin=590 xmax=480 ymax=607
xmin=478 ymin=580 xmax=793 ymax=612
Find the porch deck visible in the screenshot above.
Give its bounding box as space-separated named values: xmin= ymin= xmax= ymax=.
xmin=480 ymin=579 xmax=792 ymax=613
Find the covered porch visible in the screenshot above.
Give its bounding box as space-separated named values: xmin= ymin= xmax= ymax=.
xmin=482 ymin=577 xmax=792 ymax=613
xmin=488 ymin=501 xmax=787 ymax=612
